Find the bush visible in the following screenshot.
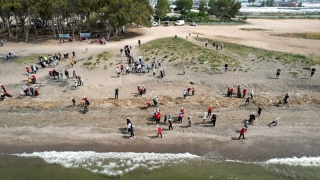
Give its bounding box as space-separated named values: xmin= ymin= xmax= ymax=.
xmin=114 ymin=36 xmax=121 ymax=41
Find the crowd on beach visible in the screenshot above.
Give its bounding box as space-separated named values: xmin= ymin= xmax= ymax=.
xmin=1 ymin=37 xmax=318 ymax=141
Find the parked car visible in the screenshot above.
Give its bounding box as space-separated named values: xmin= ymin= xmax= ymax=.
xmin=174 ymin=20 xmax=185 ymax=26
xmin=164 ymin=21 xmax=171 ymax=26
xmin=190 ymin=22 xmax=197 ymax=26
xmin=152 ymin=21 xmax=159 ymax=26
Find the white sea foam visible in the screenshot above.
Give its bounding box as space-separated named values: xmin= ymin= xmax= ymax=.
xmin=225 ymin=156 xmax=320 ymax=167
xmin=13 ymin=151 xmax=200 ymax=177
xmin=265 ymin=156 xmax=320 ymax=167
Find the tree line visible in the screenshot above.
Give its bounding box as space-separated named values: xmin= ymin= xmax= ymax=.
xmin=0 ymin=0 xmax=154 ymax=39
xmin=155 ymin=0 xmax=241 ymax=21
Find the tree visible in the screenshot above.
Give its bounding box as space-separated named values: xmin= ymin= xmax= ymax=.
xmin=266 ymin=0 xmax=270 ymax=6
xmin=261 ymin=0 xmax=265 ymax=7
xmin=155 ymin=0 xmax=169 ymax=20
xmin=270 ymin=0 xmax=274 ymax=7
xmin=207 ymin=0 xmax=241 ymax=20
xmin=175 ymin=0 xmax=193 ymax=15
xmin=198 ymin=0 xmax=207 ymax=11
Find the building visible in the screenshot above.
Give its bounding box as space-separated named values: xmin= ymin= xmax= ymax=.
xmin=149 ymin=0 xmax=158 ymax=7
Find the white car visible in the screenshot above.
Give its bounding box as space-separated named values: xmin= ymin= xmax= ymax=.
xmin=152 ymin=21 xmax=159 ymax=26
xmin=174 ymin=20 xmax=185 ymax=26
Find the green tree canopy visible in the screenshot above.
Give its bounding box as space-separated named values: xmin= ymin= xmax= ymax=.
xmin=175 ymin=0 xmax=193 ymax=14
xmin=155 ymin=0 xmax=170 ymax=19
xmin=207 ymin=0 xmax=241 ymax=20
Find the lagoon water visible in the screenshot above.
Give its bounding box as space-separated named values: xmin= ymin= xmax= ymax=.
xmin=1 ymin=151 xmax=320 ymax=180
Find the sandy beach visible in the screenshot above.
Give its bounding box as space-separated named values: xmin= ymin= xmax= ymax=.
xmin=0 ymin=19 xmax=320 ymax=162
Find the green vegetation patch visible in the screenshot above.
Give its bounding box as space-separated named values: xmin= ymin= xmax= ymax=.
xmin=195 ymin=37 xmax=320 ymax=67
xmin=271 ymin=32 xmax=320 ymax=40
xmin=140 ymin=37 xmax=239 ymax=73
xmin=240 ymin=28 xmax=271 ymax=31
xmin=82 ymin=52 xmax=111 ymax=70
xmin=13 ymin=54 xmax=40 ymax=65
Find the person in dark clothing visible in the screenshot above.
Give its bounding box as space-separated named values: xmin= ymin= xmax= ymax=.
xmin=130 ymin=123 xmax=135 ymax=137
xmin=257 ymin=106 xmax=262 ymax=117
xmin=65 ymin=69 xmax=69 ymax=79
xmin=244 ymin=96 xmax=250 ymax=106
xmin=224 ymin=64 xmax=228 ymax=72
xmin=211 ymin=114 xmax=216 ymax=126
xmin=283 ymin=93 xmax=290 ymax=105
xmin=115 ymin=88 xmax=119 ymax=99
xmin=309 ymin=68 xmax=316 ymax=79
xmin=72 ymin=97 xmax=76 ymax=106
xmin=72 ymin=51 xmax=75 ymax=58
xmin=138 ymin=39 xmax=141 ymax=46
xmin=276 ymin=68 xmax=281 ymax=78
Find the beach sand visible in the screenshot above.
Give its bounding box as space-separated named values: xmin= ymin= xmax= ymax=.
xmin=0 ymin=19 xmax=320 ymax=161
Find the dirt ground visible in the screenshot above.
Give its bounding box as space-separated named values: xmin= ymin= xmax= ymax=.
xmin=0 ymin=19 xmax=320 ymax=161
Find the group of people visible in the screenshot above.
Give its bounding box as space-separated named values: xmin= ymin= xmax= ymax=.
xmin=3 ymin=51 xmax=15 ymax=59
xmin=20 ymin=86 xmax=40 ymax=96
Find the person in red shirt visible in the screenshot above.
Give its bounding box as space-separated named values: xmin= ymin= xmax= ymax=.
xmin=120 ymin=64 xmax=124 ymax=72
xmin=238 ymin=127 xmax=246 ymax=140
xmin=237 ymin=85 xmax=241 ymax=92
xmin=0 ymin=84 xmax=6 ymax=91
xmin=229 ymin=87 xmax=234 ymax=97
xmin=187 ymin=88 xmax=191 ymax=95
xmin=180 ymin=107 xmax=184 ymax=114
xmin=207 ymin=105 xmax=213 ymax=117
xmin=155 ymin=111 xmax=161 ymax=124
xmin=242 ymin=88 xmax=247 ymax=98
xmin=26 ymin=66 xmax=30 ymax=73
xmin=31 ymin=74 xmax=37 ymax=83
xmin=157 ymin=125 xmax=163 ymax=138
xmin=191 ymin=87 xmax=195 ymax=96
xmin=145 ymin=101 xmax=151 ymax=107
xmin=35 ymin=87 xmax=40 ymax=96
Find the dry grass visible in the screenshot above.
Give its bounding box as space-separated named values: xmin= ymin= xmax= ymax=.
xmin=240 ymin=28 xmax=271 ymax=31
xmin=1 ymin=93 xmax=319 ymax=110
xmin=271 ymin=32 xmax=320 ymax=40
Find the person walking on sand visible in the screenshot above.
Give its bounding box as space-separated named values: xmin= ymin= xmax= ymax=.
xmin=205 ymin=40 xmax=208 ymax=47
xmin=238 ymin=127 xmax=246 ymax=140
xmin=269 ymin=117 xmax=280 ymax=127
xmin=153 ymin=67 xmax=156 ymax=76
xmin=309 ymin=68 xmax=316 ymax=79
xmin=257 ymin=106 xmax=262 ymax=117
xmin=168 ymin=114 xmax=173 ymax=130
xmin=224 ymin=63 xmax=228 ymax=72
xmin=72 ymin=97 xmax=76 ymax=106
xmin=74 ymin=81 xmax=78 ymax=89
xmin=138 ymin=39 xmax=141 ymax=46
xmin=178 ymin=112 xmax=183 ymax=123
xmin=283 ymin=93 xmax=290 ymax=105
xmin=116 ymin=67 xmax=120 ymax=77
xmin=126 ymin=65 xmax=129 ymax=74
xmin=73 ymin=69 xmax=77 ymax=78
xmin=243 ymin=88 xmax=247 ymax=98
xmin=115 ymin=88 xmax=119 ymax=99
xmin=202 ymin=112 xmax=207 ymax=124
xmin=192 ymin=87 xmax=195 ymax=96
xmin=211 ymin=114 xmax=216 ymax=126
xmin=244 ymin=96 xmax=250 ymax=106
xmin=153 ymin=96 xmax=158 ymax=107
xmin=157 ymin=125 xmax=163 ymax=138
xmin=188 ymin=116 xmax=192 ymax=127
xmin=250 ymin=89 xmax=254 ymax=99
xmin=276 ymin=68 xmax=281 ymax=78
xmin=183 ymin=66 xmax=186 ymax=74
xmin=221 ymin=42 xmax=224 ymax=50
xmin=126 ymin=117 xmax=131 ymax=132
xmin=130 ymin=122 xmax=135 ymax=138
xmin=65 ymin=69 xmax=69 ymax=79
xmin=207 ymin=105 xmax=213 ymax=117
xmin=183 ymin=89 xmax=187 ymax=99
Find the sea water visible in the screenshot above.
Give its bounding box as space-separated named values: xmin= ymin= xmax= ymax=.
xmin=1 ymin=151 xmax=320 ymax=180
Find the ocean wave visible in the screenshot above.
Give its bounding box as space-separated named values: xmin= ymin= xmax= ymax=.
xmin=265 ymin=156 xmax=320 ymax=167
xmin=13 ymin=151 xmax=200 ymax=177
